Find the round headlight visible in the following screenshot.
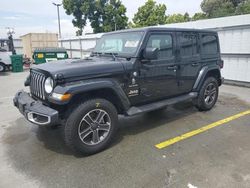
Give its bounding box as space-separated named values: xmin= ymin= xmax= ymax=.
xmin=44 ymin=77 xmax=54 ymax=94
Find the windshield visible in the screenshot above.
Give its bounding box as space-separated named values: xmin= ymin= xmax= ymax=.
xmin=94 ymin=31 xmax=144 ymax=57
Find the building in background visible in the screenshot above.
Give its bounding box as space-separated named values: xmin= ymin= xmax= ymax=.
xmin=21 ymin=33 xmax=58 ymax=59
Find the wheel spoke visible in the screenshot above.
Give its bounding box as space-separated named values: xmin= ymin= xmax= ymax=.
xmin=205 ymin=96 xmax=210 ymax=103
xmin=80 ymin=127 xmax=93 ymax=140
xmin=98 ymin=123 xmax=110 ymax=132
xmin=210 ymin=95 xmax=215 ymax=102
xmin=208 ymin=84 xmax=213 ymax=90
xmin=210 ymin=88 xmax=216 ymax=95
xmin=92 ymin=130 xmax=100 ymax=143
xmin=83 ymin=114 xmax=95 ymax=126
xmin=95 ymin=110 xmax=106 ymax=123
xmin=205 ymin=89 xmax=210 ymax=96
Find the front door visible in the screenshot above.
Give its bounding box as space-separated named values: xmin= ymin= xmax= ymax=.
xmin=138 ymin=32 xmax=180 ymax=103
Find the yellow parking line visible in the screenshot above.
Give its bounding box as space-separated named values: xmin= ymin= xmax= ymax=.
xmin=155 ymin=110 xmax=250 ymax=149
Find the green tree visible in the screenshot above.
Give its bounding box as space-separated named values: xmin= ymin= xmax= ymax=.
xmin=201 ymin=0 xmax=250 ymax=18
xmin=128 ymin=21 xmax=134 ymax=29
xmin=88 ymin=0 xmax=106 ymax=33
xmin=132 ymin=0 xmax=167 ymax=28
xmin=63 ymin=0 xmax=93 ymax=35
xmin=230 ymin=0 xmax=245 ymax=7
xmin=89 ymin=0 xmax=128 ymax=33
xmin=201 ymin=0 xmax=238 ymax=18
xmin=235 ymin=0 xmax=250 ymax=14
xmin=166 ymin=13 xmax=190 ymax=24
xmin=192 ymin=12 xmax=207 ymax=21
xmin=63 ymin=0 xmax=128 ymax=35
xmin=184 ymin=13 xmax=191 ymax=22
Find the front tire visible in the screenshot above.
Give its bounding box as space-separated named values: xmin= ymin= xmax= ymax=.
xmin=194 ymin=77 xmax=219 ymax=111
xmin=64 ymin=98 xmax=118 ymax=155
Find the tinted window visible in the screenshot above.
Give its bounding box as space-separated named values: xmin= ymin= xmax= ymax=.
xmin=202 ymin=35 xmax=218 ymax=55
xmin=146 ymin=34 xmax=173 ymax=60
xmin=180 ymin=33 xmax=198 ymax=57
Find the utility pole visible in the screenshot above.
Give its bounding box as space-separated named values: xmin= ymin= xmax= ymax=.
xmin=6 ymin=27 xmax=15 ymax=54
xmin=53 ymin=2 xmax=62 ymax=38
xmin=113 ymin=16 xmax=117 ymax=31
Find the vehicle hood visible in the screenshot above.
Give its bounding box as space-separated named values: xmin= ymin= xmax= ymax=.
xmin=33 ymin=57 xmax=126 ymax=80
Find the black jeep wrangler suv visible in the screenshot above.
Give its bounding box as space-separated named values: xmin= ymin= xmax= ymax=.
xmin=14 ymin=27 xmax=224 ymax=155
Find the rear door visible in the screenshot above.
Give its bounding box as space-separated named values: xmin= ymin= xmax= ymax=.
xmin=177 ymin=32 xmax=201 ymax=93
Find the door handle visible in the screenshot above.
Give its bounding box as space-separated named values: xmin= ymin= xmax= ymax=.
xmin=191 ymin=62 xmax=199 ymax=67
xmin=167 ymin=65 xmax=178 ymax=70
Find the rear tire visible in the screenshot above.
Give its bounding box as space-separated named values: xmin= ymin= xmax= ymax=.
xmin=64 ymin=98 xmax=118 ymax=155
xmin=194 ymin=77 xmax=218 ymax=111
xmin=0 ymin=62 xmax=6 ymax=72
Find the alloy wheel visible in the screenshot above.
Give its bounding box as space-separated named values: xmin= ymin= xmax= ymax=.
xmin=204 ymin=83 xmax=217 ymax=105
xmin=78 ymin=109 xmax=111 ymax=145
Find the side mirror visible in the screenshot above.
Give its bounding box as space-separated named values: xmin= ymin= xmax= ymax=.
xmin=143 ymin=48 xmax=159 ymax=60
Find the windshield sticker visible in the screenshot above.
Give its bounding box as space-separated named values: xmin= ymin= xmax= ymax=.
xmin=125 ymin=41 xmax=139 ymax=48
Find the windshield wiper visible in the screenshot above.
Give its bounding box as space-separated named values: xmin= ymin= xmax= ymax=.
xmin=91 ymin=52 xmax=103 ymax=56
xmin=104 ymin=52 xmax=118 ymax=60
xmin=92 ymin=52 xmax=123 ymax=60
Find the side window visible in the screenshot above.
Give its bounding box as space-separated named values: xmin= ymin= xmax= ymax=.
xmin=146 ymin=34 xmax=173 ymax=60
xmin=180 ymin=33 xmax=198 ymax=57
xmin=201 ymin=34 xmax=218 ymax=55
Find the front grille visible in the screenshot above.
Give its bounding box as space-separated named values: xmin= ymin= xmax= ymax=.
xmin=30 ymin=70 xmax=46 ymax=100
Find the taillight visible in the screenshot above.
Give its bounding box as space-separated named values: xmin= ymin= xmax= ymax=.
xmin=218 ymin=60 xmax=224 ymax=69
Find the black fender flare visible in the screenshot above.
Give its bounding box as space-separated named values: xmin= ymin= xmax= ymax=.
xmin=193 ymin=65 xmax=222 ymax=91
xmin=50 ymin=78 xmax=131 ymax=111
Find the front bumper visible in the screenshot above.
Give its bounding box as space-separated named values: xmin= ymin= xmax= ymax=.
xmin=13 ymin=90 xmax=59 ymax=126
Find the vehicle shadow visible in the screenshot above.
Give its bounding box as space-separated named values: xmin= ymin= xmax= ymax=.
xmin=36 ymin=125 xmax=73 ymax=155
xmin=34 ymin=100 xmax=197 ymax=157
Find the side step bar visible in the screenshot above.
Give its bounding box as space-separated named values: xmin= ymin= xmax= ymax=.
xmin=126 ymin=92 xmax=198 ymax=116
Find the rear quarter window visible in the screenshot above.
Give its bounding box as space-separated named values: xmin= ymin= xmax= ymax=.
xmin=201 ymin=34 xmax=219 ymax=55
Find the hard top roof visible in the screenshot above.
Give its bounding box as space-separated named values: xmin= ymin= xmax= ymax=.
xmin=103 ymin=27 xmax=217 ymax=35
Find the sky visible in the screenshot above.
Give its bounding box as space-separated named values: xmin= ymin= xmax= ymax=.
xmin=0 ymin=0 xmax=203 ymax=38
